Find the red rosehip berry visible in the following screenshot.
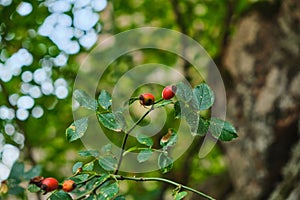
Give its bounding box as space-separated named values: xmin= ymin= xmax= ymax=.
xmin=162 ymin=85 xmax=177 ymax=100
xmin=62 ymin=180 xmax=76 ymax=192
xmin=139 ymin=93 xmax=155 ymax=106
xmin=40 ymin=177 xmax=59 ymax=193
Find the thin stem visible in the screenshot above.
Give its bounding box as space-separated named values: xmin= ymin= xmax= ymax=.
xmin=73 ymin=172 xmax=215 ymax=200
xmin=114 ymin=106 xmax=154 ymax=175
xmin=123 ymin=146 xmax=164 ymax=156
xmin=114 ymin=175 xmax=215 ymax=200
xmin=154 ymin=98 xmax=164 ymax=104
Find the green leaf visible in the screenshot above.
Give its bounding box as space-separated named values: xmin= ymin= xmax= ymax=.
xmin=99 ymin=182 xmax=119 ymax=199
xmin=196 ymin=117 xmax=209 ymax=136
xmin=95 ymin=174 xmax=110 ymax=187
xmin=158 ymin=153 xmax=173 ymax=173
xmin=83 ymin=162 xmax=94 ymax=171
xmin=101 ymin=144 xmax=112 ymax=153
xmin=176 ymin=82 xmax=193 ymax=102
xmin=174 ymin=101 xmax=181 ymax=119
xmin=137 ymin=149 xmax=153 ymax=163
xmin=182 ymin=108 xmax=199 ymax=135
xmin=27 ymin=184 xmax=41 ymax=193
xmin=137 ymin=134 xmax=153 ymax=147
xmin=66 ymin=117 xmax=89 ymax=142
xmin=98 ymin=90 xmax=112 ymax=110
xmin=49 ymin=190 xmax=72 ymax=200
xmin=73 ymin=89 xmax=97 ymax=110
xmin=114 ymin=195 xmax=126 ymax=200
xmin=23 ymin=165 xmax=42 ymax=180
xmin=160 ymin=129 xmax=178 ymax=148
xmin=85 ymin=175 xmax=109 ymax=193
xmin=78 ymin=149 xmax=100 ymax=157
xmin=9 ymin=162 xmax=24 ymax=181
xmin=209 ymin=118 xmax=238 ymax=141
xmin=97 ymin=113 xmax=123 ymax=132
xmin=72 ymin=162 xmax=83 ymax=174
xmin=175 ymin=101 xmax=199 ymax=134
xmin=8 ymin=186 xmax=24 ymax=195
xmin=73 ymin=173 xmax=89 ymax=182
xmin=99 ymin=155 xmax=118 ymax=171
xmin=174 ymin=191 xmax=188 ymax=200
xmin=193 ymin=83 xmax=215 ymax=110
xmin=85 ymin=194 xmax=96 ymax=200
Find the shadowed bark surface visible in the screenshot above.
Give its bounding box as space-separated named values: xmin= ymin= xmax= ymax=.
xmin=221 ymin=0 xmax=300 ymax=199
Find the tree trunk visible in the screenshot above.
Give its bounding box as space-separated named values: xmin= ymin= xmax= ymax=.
xmin=222 ymin=0 xmax=300 ymax=199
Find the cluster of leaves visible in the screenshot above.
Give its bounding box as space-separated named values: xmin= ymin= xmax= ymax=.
xmin=175 ymin=82 xmax=237 ymax=141
xmin=1 ymin=163 xmax=41 ymax=199
xmin=36 ymin=82 xmax=237 ymax=199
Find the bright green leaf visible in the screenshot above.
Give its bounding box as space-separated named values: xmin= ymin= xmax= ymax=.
xmin=99 ymin=182 xmax=119 ymax=199
xmin=114 ymin=195 xmax=126 ymax=200
xmin=193 ymin=83 xmax=215 ymax=110
xmin=73 ymin=174 xmax=89 ymax=182
xmin=98 ymin=155 xmax=118 ymax=171
xmin=98 ymin=90 xmax=112 ymax=110
xmin=160 ymin=129 xmax=178 ymax=148
xmin=97 ymin=194 xmax=106 ymax=200
xmin=209 ymin=118 xmax=238 ymax=141
xmin=176 ymin=82 xmax=193 ymax=102
xmin=183 ymin=108 xmax=199 ymax=135
xmin=158 ymin=153 xmax=173 ymax=173
xmin=174 ymin=191 xmax=188 ymax=200
xmin=66 ymin=117 xmax=89 ymax=142
xmin=85 ymin=175 xmax=109 ymax=193
xmin=174 ymin=101 xmax=181 ymax=119
xmin=49 ymin=190 xmax=72 ymax=200
xmin=9 ymin=162 xmax=24 ymax=181
xmin=85 ymin=194 xmax=96 ymax=200
xmin=83 ymin=162 xmax=94 ymax=171
xmin=175 ymin=101 xmax=199 ymax=134
xmin=78 ymin=149 xmax=100 ymax=157
xmin=196 ymin=117 xmax=209 ymax=136
xmin=137 ymin=134 xmax=153 ymax=147
xmin=95 ymin=174 xmax=110 ymax=187
xmin=101 ymin=143 xmax=112 ymax=153
xmin=73 ymin=89 xmax=97 ymax=110
xmin=27 ymin=184 xmax=41 ymax=193
xmin=97 ymin=113 xmax=123 ymax=132
xmin=137 ymin=149 xmax=153 ymax=163
xmin=72 ymin=162 xmax=83 ymax=174
xmin=8 ymin=186 xmax=24 ymax=195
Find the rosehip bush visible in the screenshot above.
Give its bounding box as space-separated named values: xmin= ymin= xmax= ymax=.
xmin=28 ymin=82 xmax=237 ymax=200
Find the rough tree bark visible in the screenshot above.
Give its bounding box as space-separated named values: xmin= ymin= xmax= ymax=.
xmin=222 ymin=0 xmax=300 ymax=199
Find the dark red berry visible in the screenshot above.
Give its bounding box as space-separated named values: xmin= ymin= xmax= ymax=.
xmin=29 ymin=176 xmax=44 ymax=187
xmin=139 ymin=93 xmax=155 ymax=106
xmin=162 ymin=85 xmax=177 ymax=100
xmin=40 ymin=177 xmax=59 ymax=193
xmin=62 ymin=180 xmax=76 ymax=192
